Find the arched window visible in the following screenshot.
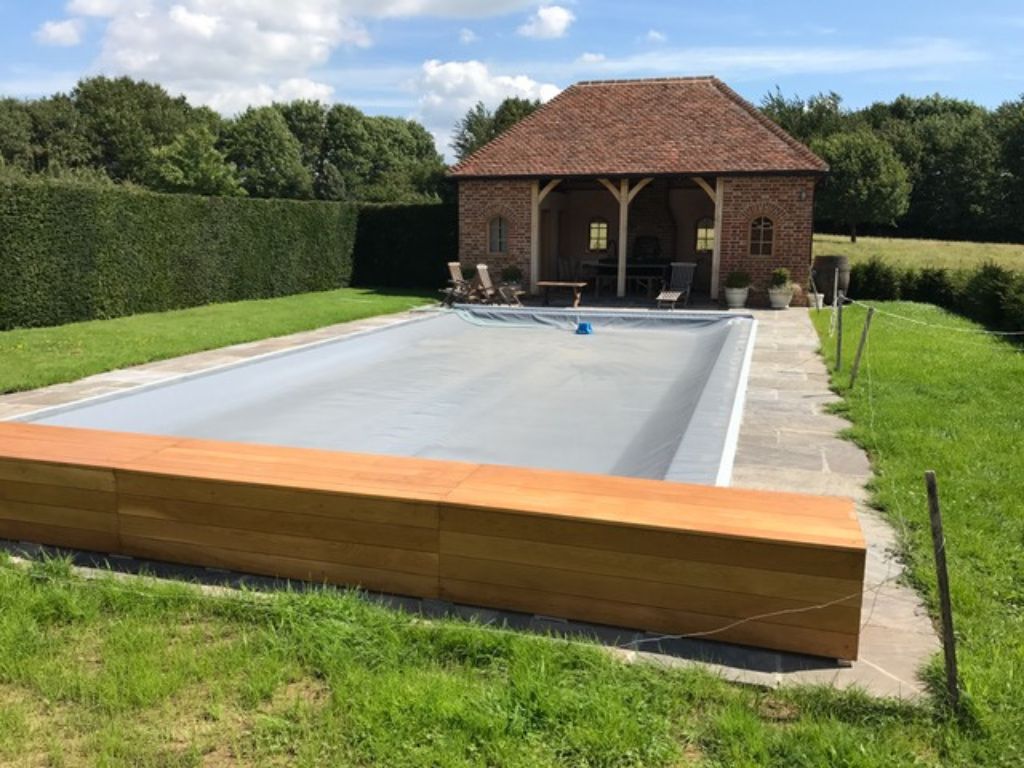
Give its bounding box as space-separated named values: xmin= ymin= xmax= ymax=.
xmin=750 ymin=217 xmax=774 ymax=257
xmin=695 ymin=217 xmax=714 ymax=252
xmin=588 ymin=218 xmax=609 ymax=251
xmin=488 ymin=216 xmax=507 ymax=254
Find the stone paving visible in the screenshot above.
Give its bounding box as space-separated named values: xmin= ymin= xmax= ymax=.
xmin=0 ymin=304 xmax=940 ymax=699
xmin=708 ymin=307 xmax=940 ymax=697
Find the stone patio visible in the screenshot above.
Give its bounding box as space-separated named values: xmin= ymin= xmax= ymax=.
xmin=0 ymin=304 xmax=939 ymax=699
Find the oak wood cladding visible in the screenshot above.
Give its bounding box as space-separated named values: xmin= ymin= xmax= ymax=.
xmin=0 ymin=423 xmax=866 ymax=659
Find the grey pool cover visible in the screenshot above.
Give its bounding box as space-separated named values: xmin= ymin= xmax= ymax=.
xmin=24 ymin=306 xmax=756 ymax=486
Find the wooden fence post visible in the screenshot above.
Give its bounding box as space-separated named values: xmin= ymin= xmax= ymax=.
xmin=925 ymin=470 xmax=961 ymax=713
xmin=849 ymin=307 xmax=876 ymax=388
xmin=835 ymin=291 xmax=844 ymax=372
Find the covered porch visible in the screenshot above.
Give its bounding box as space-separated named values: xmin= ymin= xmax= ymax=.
xmin=530 ymin=175 xmax=723 ymax=301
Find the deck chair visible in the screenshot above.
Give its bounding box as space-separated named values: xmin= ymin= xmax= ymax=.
xmin=656 ymin=262 xmax=696 ymax=309
xmin=440 ymin=261 xmax=474 ymax=306
xmin=476 ymin=264 xmax=523 ymax=306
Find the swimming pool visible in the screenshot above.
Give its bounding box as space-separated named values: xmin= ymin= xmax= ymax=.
xmin=22 ymin=306 xmax=756 ymax=487
xmin=3 ymin=307 xmax=869 ymax=660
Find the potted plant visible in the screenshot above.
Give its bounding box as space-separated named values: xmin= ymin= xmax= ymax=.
xmin=724 ymin=271 xmax=751 ymax=309
xmin=768 ymin=267 xmax=795 ymax=309
xmin=500 ymin=264 xmax=524 ymax=290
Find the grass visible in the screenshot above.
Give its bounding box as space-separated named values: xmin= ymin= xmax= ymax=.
xmin=812 ymin=301 xmax=1024 ymax=766
xmin=813 ymin=233 xmax=1024 ymax=271
xmin=0 ymin=555 xmax=943 ymax=767
xmin=0 ymin=288 xmax=433 ymax=395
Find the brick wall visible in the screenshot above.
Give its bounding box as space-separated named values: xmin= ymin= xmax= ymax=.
xmin=458 ymin=175 xmax=817 ymax=303
xmin=457 ymin=179 xmax=532 ymax=285
xmin=718 ymin=176 xmax=816 ymax=306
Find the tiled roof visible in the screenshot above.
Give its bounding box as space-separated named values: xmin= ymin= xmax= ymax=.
xmin=449 ymin=76 xmax=828 ymax=178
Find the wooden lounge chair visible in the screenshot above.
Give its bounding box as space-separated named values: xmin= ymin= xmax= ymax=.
xmin=656 ymin=262 xmax=696 ymax=309
xmin=440 ymin=261 xmax=474 ymax=306
xmin=476 ymin=264 xmax=523 ymax=306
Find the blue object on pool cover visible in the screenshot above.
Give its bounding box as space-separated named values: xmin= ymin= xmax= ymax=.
xmin=21 ymin=307 xmax=757 ymax=486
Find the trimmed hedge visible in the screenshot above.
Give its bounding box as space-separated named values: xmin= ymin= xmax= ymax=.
xmin=352 ymin=203 xmax=456 ymax=290
xmin=850 ymin=257 xmax=1024 ymax=333
xmin=0 ymin=178 xmax=357 ymax=329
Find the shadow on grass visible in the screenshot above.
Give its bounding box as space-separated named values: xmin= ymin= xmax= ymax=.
xmin=2 ymin=540 xmax=849 ymax=679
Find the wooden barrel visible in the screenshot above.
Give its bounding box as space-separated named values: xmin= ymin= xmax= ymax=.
xmin=812 ymin=255 xmax=851 ymax=304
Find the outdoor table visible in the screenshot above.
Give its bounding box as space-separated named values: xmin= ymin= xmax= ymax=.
xmin=535 ymin=281 xmax=588 ymax=308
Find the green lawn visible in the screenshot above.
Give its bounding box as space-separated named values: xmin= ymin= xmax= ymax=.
xmin=814 ymin=233 xmax=1024 ymax=271
xmin=0 ymin=556 xmax=940 ymax=767
xmin=0 ymin=288 xmax=433 ymax=395
xmin=812 ymin=301 xmax=1024 ymax=766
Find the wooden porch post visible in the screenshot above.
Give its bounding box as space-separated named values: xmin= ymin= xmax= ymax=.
xmin=616 ymin=178 xmax=629 ymax=297
xmin=530 ymin=179 xmax=562 ymax=290
xmin=530 ymin=181 xmax=541 ymax=290
xmin=711 ymin=178 xmax=724 ymax=301
xmin=598 ymin=177 xmax=653 ymax=298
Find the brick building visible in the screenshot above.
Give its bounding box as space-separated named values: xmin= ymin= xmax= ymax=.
xmin=448 ymin=77 xmax=827 ymax=305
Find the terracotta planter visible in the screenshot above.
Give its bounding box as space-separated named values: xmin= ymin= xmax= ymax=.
xmin=724 ymin=286 xmax=749 ymax=309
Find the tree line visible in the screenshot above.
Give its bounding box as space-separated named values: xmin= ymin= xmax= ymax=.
xmin=0 ymin=76 xmax=446 ymax=203
xmin=761 ymin=89 xmax=1024 ymax=243
xmin=2 ymin=76 xmax=1022 ymax=244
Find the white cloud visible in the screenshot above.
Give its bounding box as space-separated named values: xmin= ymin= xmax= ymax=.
xmin=415 ymin=59 xmax=560 ymax=156
xmin=168 ymin=5 xmax=219 ymax=39
xmin=67 ymin=0 xmax=135 ymax=15
xmin=645 ymin=29 xmax=666 ymax=43
xmin=200 ymin=78 xmax=336 ymax=114
xmin=577 ymin=52 xmax=605 ymax=64
xmin=35 ymin=19 xmax=85 ymax=47
xmin=53 ymin=0 xmax=538 ymax=114
xmin=458 ymin=27 xmax=478 ymax=44
xmin=570 ymin=38 xmax=986 ymax=79
xmin=518 ymin=5 xmax=575 ymax=39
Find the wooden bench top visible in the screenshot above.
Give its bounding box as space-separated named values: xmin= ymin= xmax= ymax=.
xmin=535 ymin=281 xmax=588 ymax=288
xmin=0 ymin=423 xmax=863 ymax=552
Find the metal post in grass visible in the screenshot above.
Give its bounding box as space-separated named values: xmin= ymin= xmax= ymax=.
xmin=925 ymin=470 xmax=961 ymax=713
xmin=849 ymin=306 xmax=876 ymax=388
xmin=835 ymin=291 xmax=845 ymax=372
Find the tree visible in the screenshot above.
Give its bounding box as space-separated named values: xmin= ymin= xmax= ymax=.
xmin=274 ymin=100 xmax=330 ymax=195
xmin=451 ymin=102 xmax=493 ymax=161
xmin=148 ymin=126 xmax=245 ymax=196
xmin=991 ymin=96 xmax=1024 ymax=240
xmin=451 ymin=97 xmax=540 ymax=161
xmin=322 ymin=105 xmax=444 ymax=202
xmin=0 ymin=99 xmax=33 ymax=170
xmin=493 ymin=97 xmax=540 ymax=134
xmin=25 ymin=95 xmax=93 ymax=173
xmin=812 ymin=130 xmax=911 ymax=242
xmin=72 ymin=76 xmax=193 ymax=181
xmin=760 ymin=88 xmax=847 ymax=144
xmin=223 ymin=107 xmax=312 ymax=199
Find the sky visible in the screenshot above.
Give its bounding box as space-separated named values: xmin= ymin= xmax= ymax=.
xmin=1 ymin=1 xmax=1023 ymax=159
